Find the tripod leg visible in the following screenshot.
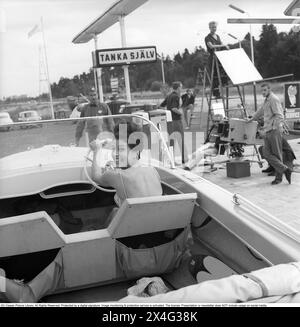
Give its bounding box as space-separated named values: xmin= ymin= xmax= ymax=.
xmin=254 ymin=144 xmax=263 ymax=168
xmin=206 ymin=58 xmax=216 ymax=141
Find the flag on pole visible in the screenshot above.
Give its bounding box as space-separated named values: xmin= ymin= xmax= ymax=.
xmin=28 ymin=23 xmax=41 ymax=38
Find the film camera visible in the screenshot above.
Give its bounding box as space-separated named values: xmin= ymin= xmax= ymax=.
xmin=210 ymin=118 xmax=258 ymax=159
xmin=220 ymin=118 xmax=258 ymax=145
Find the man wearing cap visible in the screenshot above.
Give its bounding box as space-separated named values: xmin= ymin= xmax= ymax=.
xmin=75 ymin=89 xmax=115 ymax=146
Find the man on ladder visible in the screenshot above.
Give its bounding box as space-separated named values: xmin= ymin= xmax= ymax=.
xmin=205 ymin=21 xmax=230 ymax=98
xmin=187 ymin=30 xmax=263 ymax=171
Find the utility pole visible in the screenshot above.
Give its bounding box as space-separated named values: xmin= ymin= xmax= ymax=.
xmin=161 ymin=53 xmax=166 ymax=84
xmin=93 ymin=34 xmax=104 ymax=102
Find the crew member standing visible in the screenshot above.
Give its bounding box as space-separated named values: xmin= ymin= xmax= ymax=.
xmin=248 ymin=83 xmax=293 ymax=185
xmin=181 ymin=89 xmax=195 ymax=129
xmin=160 ymin=81 xmax=188 ymax=164
xmin=205 ymin=21 xmax=229 ymax=98
xmin=75 ymin=88 xmax=115 ymax=146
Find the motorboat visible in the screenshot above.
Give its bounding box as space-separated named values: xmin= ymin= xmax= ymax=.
xmin=0 ymin=114 xmax=300 ymax=303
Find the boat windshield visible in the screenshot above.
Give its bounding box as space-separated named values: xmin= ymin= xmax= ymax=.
xmin=0 ymin=114 xmax=174 ymax=169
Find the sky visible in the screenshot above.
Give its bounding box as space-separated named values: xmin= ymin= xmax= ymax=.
xmin=0 ymin=0 xmax=296 ymax=97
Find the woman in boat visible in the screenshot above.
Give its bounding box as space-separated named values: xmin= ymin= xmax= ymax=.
xmin=0 ymin=122 xmax=163 ymax=303
xmin=90 ymin=121 xmax=163 ymax=215
xmin=0 ymin=252 xmax=63 ymax=303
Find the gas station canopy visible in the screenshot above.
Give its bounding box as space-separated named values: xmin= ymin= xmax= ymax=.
xmin=285 ymin=0 xmax=300 ymax=16
xmin=228 ymin=18 xmax=300 ymax=24
xmin=72 ymin=0 xmax=148 ymax=44
xmin=228 ymin=0 xmax=300 ymax=24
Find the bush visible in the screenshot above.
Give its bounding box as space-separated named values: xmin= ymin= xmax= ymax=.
xmin=150 ymin=81 xmax=163 ymax=92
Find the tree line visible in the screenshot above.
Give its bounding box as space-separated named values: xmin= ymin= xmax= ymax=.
xmin=2 ymin=24 xmax=299 ymax=104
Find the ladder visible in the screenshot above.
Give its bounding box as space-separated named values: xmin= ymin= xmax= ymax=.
xmin=188 ymin=67 xmax=211 ymax=129
xmin=198 ymin=53 xmax=263 ymax=166
xmin=206 ymin=54 xmax=248 ymax=140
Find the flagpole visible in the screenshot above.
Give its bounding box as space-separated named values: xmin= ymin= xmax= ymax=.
xmin=38 ymin=46 xmax=42 ymax=100
xmin=40 ymin=16 xmax=55 ymax=119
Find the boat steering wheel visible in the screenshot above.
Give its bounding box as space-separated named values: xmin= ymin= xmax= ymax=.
xmin=84 ymin=146 xmax=116 ymax=193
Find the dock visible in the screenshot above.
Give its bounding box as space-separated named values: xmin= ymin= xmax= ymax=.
xmin=193 ymin=138 xmax=300 ymax=230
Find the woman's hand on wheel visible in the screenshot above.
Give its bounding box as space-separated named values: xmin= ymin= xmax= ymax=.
xmin=90 ymin=139 xmax=111 ymax=152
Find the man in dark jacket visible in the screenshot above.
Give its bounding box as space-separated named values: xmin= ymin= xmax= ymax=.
xmin=75 ymin=89 xmax=114 ymax=146
xmin=160 ymin=81 xmax=188 ymax=164
xmin=181 ymin=89 xmax=195 ymax=129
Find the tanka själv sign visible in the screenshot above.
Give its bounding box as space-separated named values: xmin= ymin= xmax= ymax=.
xmin=93 ymin=46 xmax=157 ymax=67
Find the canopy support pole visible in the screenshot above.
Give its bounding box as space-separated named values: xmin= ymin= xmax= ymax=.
xmin=93 ymin=34 xmax=104 ymax=102
xmin=119 ymin=15 xmax=132 ymax=103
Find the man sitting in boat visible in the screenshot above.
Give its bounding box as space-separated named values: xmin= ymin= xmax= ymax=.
xmin=90 ymin=121 xmax=163 ymax=222
xmin=75 ymin=88 xmax=115 ymax=146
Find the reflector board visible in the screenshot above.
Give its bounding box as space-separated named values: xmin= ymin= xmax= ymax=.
xmin=215 ymin=48 xmax=263 ymax=85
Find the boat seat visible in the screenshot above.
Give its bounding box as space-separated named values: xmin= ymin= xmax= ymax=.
xmin=0 ymin=212 xmax=65 ymax=258
xmin=107 ymin=193 xmax=197 ymax=239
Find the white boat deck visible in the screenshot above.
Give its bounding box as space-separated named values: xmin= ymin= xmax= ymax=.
xmin=193 ymin=138 xmax=300 ymax=231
